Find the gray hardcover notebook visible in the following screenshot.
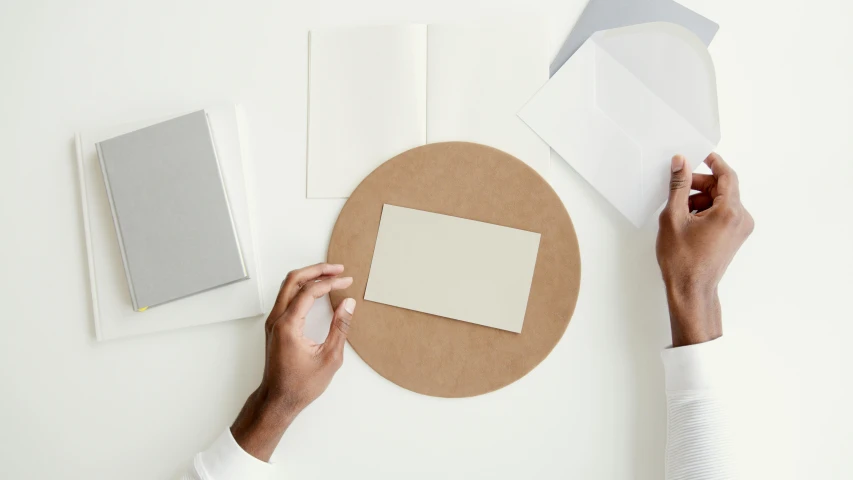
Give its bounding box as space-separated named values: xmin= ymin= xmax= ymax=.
xmin=96 ymin=110 xmax=248 ymax=311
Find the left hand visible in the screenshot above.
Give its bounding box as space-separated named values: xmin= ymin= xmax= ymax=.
xmin=231 ymin=263 xmax=356 ymax=461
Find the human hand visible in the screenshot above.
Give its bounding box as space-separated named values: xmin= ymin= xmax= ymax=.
xmin=231 ymin=263 xmax=356 ymax=461
xmin=656 ymin=153 xmax=754 ymax=347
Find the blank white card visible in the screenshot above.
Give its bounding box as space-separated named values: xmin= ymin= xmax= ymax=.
xmin=364 ymin=205 xmax=541 ymax=333
xmin=307 ymin=21 xmax=549 ymax=198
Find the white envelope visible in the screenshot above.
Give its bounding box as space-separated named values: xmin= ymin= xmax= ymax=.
xmin=519 ymin=22 xmax=720 ymax=227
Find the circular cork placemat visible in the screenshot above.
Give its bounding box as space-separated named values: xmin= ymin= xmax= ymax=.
xmin=328 ymin=142 xmax=581 ymax=398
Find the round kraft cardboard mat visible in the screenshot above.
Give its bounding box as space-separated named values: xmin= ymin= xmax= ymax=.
xmin=328 ymin=142 xmax=581 ymax=398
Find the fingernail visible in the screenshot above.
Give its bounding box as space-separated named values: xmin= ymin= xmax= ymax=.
xmin=331 ymin=264 xmax=344 ymax=270
xmin=336 ymin=277 xmax=353 ymax=286
xmin=671 ymin=155 xmax=684 ymax=173
xmin=343 ymin=298 xmax=356 ymax=314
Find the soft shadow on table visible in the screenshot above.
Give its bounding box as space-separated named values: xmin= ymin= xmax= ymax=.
xmin=616 ymin=216 xmax=672 ymax=479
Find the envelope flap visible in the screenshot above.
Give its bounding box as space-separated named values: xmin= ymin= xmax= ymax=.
xmin=519 ymin=41 xmax=644 ymax=226
xmin=592 ymin=22 xmax=720 ymax=145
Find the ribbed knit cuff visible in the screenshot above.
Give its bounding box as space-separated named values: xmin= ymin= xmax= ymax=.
xmin=661 ymin=336 xmax=728 ymax=392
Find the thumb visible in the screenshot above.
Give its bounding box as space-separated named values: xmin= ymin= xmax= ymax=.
xmin=666 ymin=155 xmax=692 ymax=210
xmin=323 ymin=298 xmax=356 ymax=361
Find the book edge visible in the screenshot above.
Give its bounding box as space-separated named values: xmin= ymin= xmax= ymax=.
xmin=95 ymin=140 xmax=140 ymax=311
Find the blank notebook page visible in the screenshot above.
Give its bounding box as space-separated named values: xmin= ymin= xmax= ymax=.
xmin=426 ymin=20 xmax=550 ymax=178
xmin=307 ymin=25 xmax=427 ymax=198
xmin=306 ymin=21 xmax=549 ymax=199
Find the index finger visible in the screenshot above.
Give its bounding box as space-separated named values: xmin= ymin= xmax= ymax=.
xmin=270 ymin=263 xmax=344 ymax=320
xmin=280 ymin=276 xmax=354 ymax=330
xmin=704 ymin=153 xmax=740 ymax=198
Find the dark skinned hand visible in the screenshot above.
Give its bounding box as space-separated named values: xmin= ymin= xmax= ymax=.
xmin=656 ymin=153 xmax=754 ymax=347
xmin=230 ymin=263 xmax=356 ymax=461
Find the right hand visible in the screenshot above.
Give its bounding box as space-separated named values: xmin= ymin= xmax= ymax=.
xmin=260 ymin=263 xmax=355 ymax=411
xmin=655 ymin=153 xmax=754 ymax=347
xmin=231 ymin=263 xmax=356 ymax=461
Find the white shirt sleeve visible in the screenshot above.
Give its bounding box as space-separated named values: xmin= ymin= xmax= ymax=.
xmin=179 ymin=428 xmax=275 ymax=480
xmin=661 ymin=337 xmax=734 ymax=480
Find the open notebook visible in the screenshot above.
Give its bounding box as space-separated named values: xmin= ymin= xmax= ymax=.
xmin=307 ymin=21 xmax=549 ymax=198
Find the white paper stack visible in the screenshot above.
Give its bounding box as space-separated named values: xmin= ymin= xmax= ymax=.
xmin=75 ymin=104 xmax=265 ymax=341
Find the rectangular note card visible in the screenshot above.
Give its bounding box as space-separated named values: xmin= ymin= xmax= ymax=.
xmin=364 ymin=205 xmax=541 ymax=333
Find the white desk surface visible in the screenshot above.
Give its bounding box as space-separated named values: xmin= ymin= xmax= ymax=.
xmin=0 ymin=1 xmax=850 ymax=478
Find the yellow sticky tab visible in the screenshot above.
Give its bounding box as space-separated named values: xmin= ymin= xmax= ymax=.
xmin=138 ymin=307 xmax=148 ymax=312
